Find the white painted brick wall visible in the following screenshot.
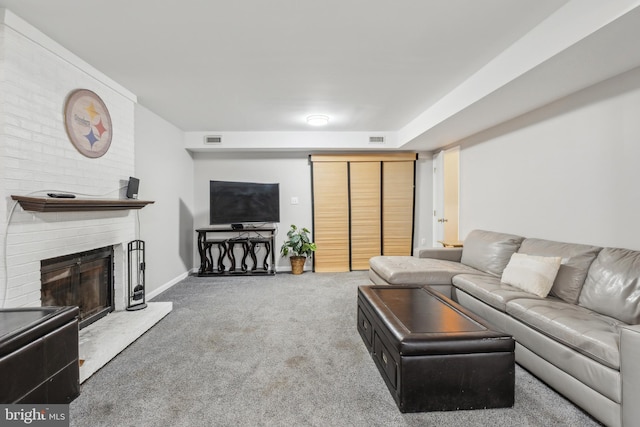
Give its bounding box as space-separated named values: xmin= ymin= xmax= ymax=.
xmin=1 ymin=24 xmax=7 ymax=306
xmin=1 ymin=20 xmax=137 ymax=310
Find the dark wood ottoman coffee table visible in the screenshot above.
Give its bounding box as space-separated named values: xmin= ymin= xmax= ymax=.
xmin=357 ymin=285 xmax=514 ymax=413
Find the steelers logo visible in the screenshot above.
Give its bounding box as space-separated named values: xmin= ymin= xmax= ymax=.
xmin=64 ymin=89 xmax=112 ymax=158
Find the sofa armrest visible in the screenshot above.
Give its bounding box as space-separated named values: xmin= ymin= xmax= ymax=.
xmin=416 ymin=247 xmax=463 ymax=262
xmin=621 ymin=324 xmax=640 ymax=427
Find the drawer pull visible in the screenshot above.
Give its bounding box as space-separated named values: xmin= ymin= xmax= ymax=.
xmin=362 ymin=321 xmax=367 ymax=330
xmin=382 ymin=352 xmax=388 ymax=365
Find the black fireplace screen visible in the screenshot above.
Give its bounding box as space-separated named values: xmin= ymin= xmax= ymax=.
xmin=41 ymin=246 xmax=114 ymax=328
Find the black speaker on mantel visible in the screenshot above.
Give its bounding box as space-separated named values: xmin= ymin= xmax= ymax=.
xmin=127 ymin=240 xmax=147 ymax=311
xmin=126 ymin=176 xmax=140 ymax=199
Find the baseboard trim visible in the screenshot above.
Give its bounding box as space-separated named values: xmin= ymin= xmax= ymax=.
xmin=147 ymin=271 xmax=189 ymax=301
xmin=156 ymin=267 xmax=312 ymax=281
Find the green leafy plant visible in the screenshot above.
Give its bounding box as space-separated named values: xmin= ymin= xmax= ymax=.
xmin=280 ymin=224 xmax=317 ymax=258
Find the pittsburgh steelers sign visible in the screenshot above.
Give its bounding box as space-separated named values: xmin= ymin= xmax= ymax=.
xmin=64 ymin=89 xmax=112 ymax=158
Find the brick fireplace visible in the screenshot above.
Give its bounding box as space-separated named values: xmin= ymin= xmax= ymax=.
xmin=4 ymin=228 xmax=132 ymax=312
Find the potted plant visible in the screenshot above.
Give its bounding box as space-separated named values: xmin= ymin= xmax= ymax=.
xmin=280 ymin=224 xmax=316 ymax=274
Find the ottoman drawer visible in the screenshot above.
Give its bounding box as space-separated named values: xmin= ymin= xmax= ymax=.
xmin=373 ymin=332 xmax=398 ymax=389
xmin=357 ymin=306 xmax=373 ymax=348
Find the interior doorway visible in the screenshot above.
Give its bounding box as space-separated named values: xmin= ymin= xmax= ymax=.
xmin=433 ymin=147 xmax=460 ymax=246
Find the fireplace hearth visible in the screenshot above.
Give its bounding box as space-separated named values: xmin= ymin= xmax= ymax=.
xmin=41 ymin=246 xmax=114 ymax=329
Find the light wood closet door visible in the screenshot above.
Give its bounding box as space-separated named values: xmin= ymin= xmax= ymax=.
xmin=311 ymin=153 xmax=415 ymax=272
xmin=383 ymin=161 xmax=414 ymax=255
xmin=350 ymin=162 xmax=381 ymax=270
xmin=312 ymin=162 xmax=350 ymax=272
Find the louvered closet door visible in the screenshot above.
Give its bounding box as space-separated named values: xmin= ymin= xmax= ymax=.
xmin=350 ymin=162 xmax=381 ymax=270
xmin=311 ymin=153 xmax=415 ymax=272
xmin=312 ymin=162 xmax=350 ymax=272
xmin=382 ymin=161 xmax=415 ymax=256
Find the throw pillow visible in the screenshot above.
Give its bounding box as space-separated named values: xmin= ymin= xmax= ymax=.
xmin=501 ymin=253 xmax=563 ymax=298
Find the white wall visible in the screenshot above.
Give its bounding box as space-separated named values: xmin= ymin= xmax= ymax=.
xmin=459 ymin=66 xmax=640 ymax=250
xmin=185 ymin=131 xmax=398 ymax=151
xmin=134 ymin=105 xmax=194 ymax=296
xmin=193 ymin=152 xmax=312 ymax=271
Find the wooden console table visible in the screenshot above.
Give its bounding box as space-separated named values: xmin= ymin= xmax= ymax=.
xmin=438 ymin=240 xmax=464 ymax=248
xmin=196 ymin=227 xmax=276 ymax=276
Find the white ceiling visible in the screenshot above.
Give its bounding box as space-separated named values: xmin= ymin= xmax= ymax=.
xmin=2 ymin=1 xmax=640 ymax=152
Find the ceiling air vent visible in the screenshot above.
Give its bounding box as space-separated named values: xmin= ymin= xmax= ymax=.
xmin=369 ymin=136 xmax=385 ymax=144
xmin=204 ymin=135 xmax=222 ymax=145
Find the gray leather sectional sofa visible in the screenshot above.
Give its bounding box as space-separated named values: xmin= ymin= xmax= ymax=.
xmin=368 ymin=229 xmax=640 ymax=427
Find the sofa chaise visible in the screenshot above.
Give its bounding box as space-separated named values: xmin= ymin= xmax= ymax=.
xmin=368 ymin=229 xmax=640 ymax=427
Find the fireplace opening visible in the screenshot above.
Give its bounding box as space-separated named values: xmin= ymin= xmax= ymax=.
xmin=41 ymin=246 xmax=114 ymax=329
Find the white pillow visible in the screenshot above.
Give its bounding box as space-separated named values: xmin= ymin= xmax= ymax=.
xmin=501 ymin=253 xmax=562 ymax=298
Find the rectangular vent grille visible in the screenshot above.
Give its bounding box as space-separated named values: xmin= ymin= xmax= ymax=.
xmin=204 ymin=135 xmax=222 ymax=144
xmin=369 ymin=136 xmax=385 ymax=144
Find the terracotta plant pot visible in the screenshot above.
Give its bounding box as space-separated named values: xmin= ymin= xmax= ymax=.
xmin=290 ymin=256 xmax=306 ymax=275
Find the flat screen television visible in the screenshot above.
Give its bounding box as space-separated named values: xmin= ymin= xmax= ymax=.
xmin=209 ymin=180 xmax=280 ymax=225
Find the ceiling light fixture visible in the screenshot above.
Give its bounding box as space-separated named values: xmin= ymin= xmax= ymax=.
xmin=306 ymin=115 xmax=329 ymax=126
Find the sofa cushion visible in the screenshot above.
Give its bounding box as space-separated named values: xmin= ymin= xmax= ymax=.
xmin=416 ymin=247 xmax=463 ymax=262
xmin=501 ymin=253 xmax=562 ymax=298
xmin=579 ymin=247 xmax=640 ymax=324
xmin=507 ymin=298 xmax=623 ymax=369
xmin=369 ymin=256 xmax=483 ymax=285
xmin=518 ymin=238 xmax=602 ymax=304
xmin=460 ymin=230 xmax=524 ymax=277
xmin=452 ymin=274 xmax=542 ymax=312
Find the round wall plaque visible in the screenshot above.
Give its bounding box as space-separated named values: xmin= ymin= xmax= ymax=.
xmin=64 ymin=89 xmax=112 ymax=158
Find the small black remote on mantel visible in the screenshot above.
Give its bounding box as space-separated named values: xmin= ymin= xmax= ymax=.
xmin=47 ymin=193 xmax=76 ymax=198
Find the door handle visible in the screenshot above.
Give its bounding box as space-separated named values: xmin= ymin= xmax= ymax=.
xmin=437 ymin=218 xmax=448 ymax=223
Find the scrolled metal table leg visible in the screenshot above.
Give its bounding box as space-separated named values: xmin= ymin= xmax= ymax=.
xmin=249 ymin=240 xmax=258 ymax=271
xmin=217 ymin=242 xmax=227 ymax=271
xmin=197 ymin=231 xmax=209 ymax=274
xmin=241 ymin=240 xmax=249 ymax=272
xmin=263 ymin=242 xmax=271 ymax=271
xmin=227 ymin=241 xmax=237 ymax=272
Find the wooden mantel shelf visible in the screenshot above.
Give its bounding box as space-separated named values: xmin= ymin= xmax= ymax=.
xmin=11 ymin=195 xmax=155 ymax=212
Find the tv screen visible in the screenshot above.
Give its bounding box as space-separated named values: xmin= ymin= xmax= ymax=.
xmin=210 ymin=180 xmax=280 ymax=225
